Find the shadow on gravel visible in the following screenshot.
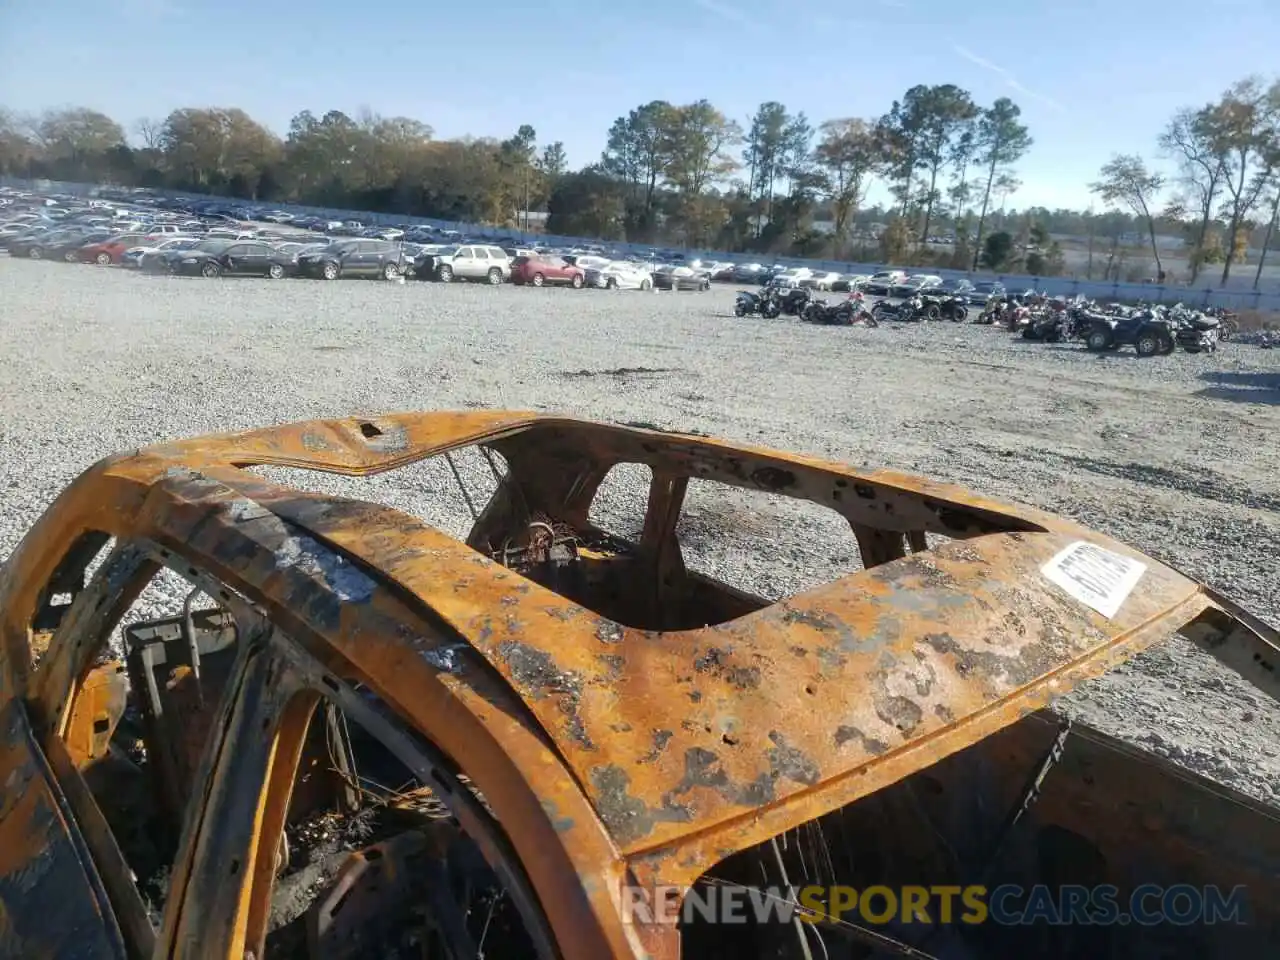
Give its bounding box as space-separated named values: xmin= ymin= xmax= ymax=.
xmin=1194 ymin=370 xmax=1280 ymax=405
xmin=975 ymin=443 xmax=1280 ymax=513
xmin=559 ymin=366 xmax=680 ymax=378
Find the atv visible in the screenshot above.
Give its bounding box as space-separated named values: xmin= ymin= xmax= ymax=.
xmin=1084 ymin=311 xmax=1176 ymax=356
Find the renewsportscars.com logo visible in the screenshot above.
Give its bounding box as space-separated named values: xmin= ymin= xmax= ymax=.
xmin=617 ymin=883 xmax=1250 ymax=928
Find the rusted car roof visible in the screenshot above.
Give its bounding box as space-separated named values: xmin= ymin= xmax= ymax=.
xmin=3 ymin=410 xmax=1277 ymax=905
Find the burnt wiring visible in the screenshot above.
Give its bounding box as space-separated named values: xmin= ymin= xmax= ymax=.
xmin=444 ymin=451 xmax=480 ymax=521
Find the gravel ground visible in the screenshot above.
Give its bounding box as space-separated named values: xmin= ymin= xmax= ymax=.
xmin=2 ymin=258 xmax=1279 ymax=806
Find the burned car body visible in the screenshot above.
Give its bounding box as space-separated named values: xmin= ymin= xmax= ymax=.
xmin=1 ymin=411 xmax=1278 ymax=960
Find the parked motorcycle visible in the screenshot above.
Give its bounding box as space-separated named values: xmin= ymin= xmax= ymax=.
xmin=1172 ymin=311 xmax=1221 ymax=353
xmin=871 ymin=295 xmax=925 ymax=322
xmin=1203 ymin=306 xmax=1239 ymax=341
xmin=801 ymin=297 xmax=880 ymax=326
xmin=1021 ymin=312 xmax=1067 ymax=343
xmin=779 ymin=286 xmax=813 ymax=317
xmin=735 ymin=287 xmax=781 ymax=318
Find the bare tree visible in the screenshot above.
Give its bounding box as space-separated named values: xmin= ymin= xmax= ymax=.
xmin=1090 ymin=154 xmax=1166 ymax=278
xmin=1159 ymin=107 xmax=1226 ymax=282
xmin=134 ymin=117 xmax=164 ymax=151
xmin=1199 ymin=77 xmax=1280 ymax=284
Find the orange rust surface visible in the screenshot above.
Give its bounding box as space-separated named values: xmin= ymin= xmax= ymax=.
xmin=0 ymin=410 xmax=1274 ymax=960
xmin=63 ymin=661 xmax=128 ymax=768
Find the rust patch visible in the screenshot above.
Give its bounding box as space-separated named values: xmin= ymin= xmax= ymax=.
xmin=666 ymin=747 xmax=774 ymax=808
xmin=833 ymin=725 xmax=889 ymax=754
xmin=766 ymin=731 xmax=820 ymax=786
xmin=597 ymin=654 xmax=625 ymax=679
xmin=691 ymin=646 xmax=761 ymax=690
xmin=595 ymin=620 xmax=624 ymax=644
xmin=589 ymin=765 xmax=691 ymax=846
xmin=498 ymin=641 xmax=595 ymax=750
xmin=923 ymin=630 xmax=1064 ymax=689
xmin=874 ymin=695 xmax=924 ymax=738
xmin=639 ymin=729 xmax=673 ymax=764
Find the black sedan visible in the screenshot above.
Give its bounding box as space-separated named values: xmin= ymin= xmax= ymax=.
xmin=297 ymin=239 xmax=409 ymax=280
xmin=965 ymin=281 xmax=1006 ymax=305
xmin=163 ymin=240 xmax=296 ymax=278
xmin=888 ymin=277 xmax=943 ymax=299
xmin=653 ymin=266 xmax=711 ymax=291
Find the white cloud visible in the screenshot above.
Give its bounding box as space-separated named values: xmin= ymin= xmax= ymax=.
xmin=952 ymin=44 xmax=1066 ymax=114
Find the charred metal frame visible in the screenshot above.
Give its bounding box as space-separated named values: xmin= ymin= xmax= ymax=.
xmin=1 ymin=410 xmax=1278 ymax=960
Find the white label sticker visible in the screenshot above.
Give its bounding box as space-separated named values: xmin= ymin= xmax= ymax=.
xmin=1041 ymin=541 xmax=1146 ymax=619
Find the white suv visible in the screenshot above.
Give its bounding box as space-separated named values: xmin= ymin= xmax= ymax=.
xmin=431 ymin=244 xmax=512 ymax=284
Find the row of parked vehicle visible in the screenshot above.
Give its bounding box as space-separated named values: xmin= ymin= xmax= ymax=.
xmin=985 ymin=293 xmax=1238 ymax=355
xmin=734 ymin=270 xmax=997 ymax=326
xmin=731 ymin=269 xmax=1241 ymax=360
xmin=0 ymin=188 xmax=717 ymax=291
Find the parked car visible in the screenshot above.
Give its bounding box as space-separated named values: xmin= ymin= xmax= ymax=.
xmin=0 ymin=225 xmax=57 ymax=251
xmin=166 ymin=239 xmax=297 ymax=279
xmin=888 ymin=275 xmax=943 ymax=298
xmin=428 ymin=245 xmax=513 ymax=284
xmin=831 ymin=274 xmax=870 ymax=292
xmin=800 ymin=271 xmax=843 ymax=291
xmin=731 ymin=262 xmax=767 ymax=283
xmin=78 ymin=233 xmax=161 ymax=265
xmin=862 ymin=270 xmax=909 ymax=296
xmin=122 ymin=236 xmax=202 ymax=270
xmin=16 ymin=229 xmax=113 ymax=261
xmin=967 ymin=280 xmax=1006 ymax=305
xmin=584 ymin=261 xmax=654 ymax=290
xmin=653 ymin=265 xmax=711 ymax=291
xmin=770 ymin=267 xmax=814 ymax=288
xmin=296 ymin=239 xmax=409 ymax=281
xmin=512 ymin=255 xmax=586 ymax=288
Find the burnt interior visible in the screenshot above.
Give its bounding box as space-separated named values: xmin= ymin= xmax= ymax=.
xmin=681 ymin=713 xmax=1280 ymax=960
xmin=42 ymin=549 xmax=542 ymax=960
xmin=458 ymin=426 xmax=1041 ymax=631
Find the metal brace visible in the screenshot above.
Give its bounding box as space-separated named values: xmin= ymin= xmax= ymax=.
xmin=979 ymin=719 xmax=1073 ymax=884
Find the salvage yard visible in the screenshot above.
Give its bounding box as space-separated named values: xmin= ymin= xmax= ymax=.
xmin=2 ymin=256 xmax=1280 ymax=809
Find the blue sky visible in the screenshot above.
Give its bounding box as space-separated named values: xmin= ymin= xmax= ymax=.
xmin=2 ymin=0 xmax=1276 ymax=210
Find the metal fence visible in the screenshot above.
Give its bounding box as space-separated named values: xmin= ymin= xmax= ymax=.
xmin=6 ymin=176 xmax=1279 ymax=313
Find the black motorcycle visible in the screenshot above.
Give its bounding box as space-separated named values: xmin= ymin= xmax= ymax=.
xmin=1084 ymin=310 xmax=1175 ymax=357
xmin=734 ymin=287 xmax=781 ymax=318
xmin=779 ymin=286 xmax=813 ymax=317
xmin=1021 ymin=312 xmax=1067 ymax=343
xmin=871 ymin=295 xmax=925 ymax=322
xmin=801 ymin=298 xmax=879 ymax=326
xmin=1203 ymin=306 xmax=1239 ymax=341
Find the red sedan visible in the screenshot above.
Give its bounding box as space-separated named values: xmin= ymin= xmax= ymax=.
xmin=510 ymin=255 xmax=585 ymax=288
xmin=78 ymin=233 xmax=162 ymax=265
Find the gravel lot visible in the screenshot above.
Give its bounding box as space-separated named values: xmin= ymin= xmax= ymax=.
xmin=2 ymin=257 xmax=1279 ymax=805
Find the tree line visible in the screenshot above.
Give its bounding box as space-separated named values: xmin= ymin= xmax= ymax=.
xmin=3 ymin=77 xmax=1278 ymax=282
xmin=0 ymin=88 xmax=1034 ymax=262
